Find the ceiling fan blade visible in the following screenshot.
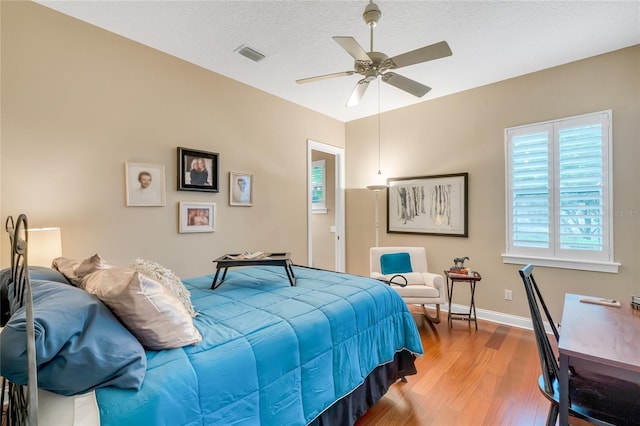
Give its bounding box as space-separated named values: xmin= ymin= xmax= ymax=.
xmin=333 ymin=36 xmax=371 ymax=63
xmin=388 ymin=41 xmax=452 ymax=69
xmin=346 ymin=79 xmax=370 ymax=107
xmin=382 ymin=72 xmax=431 ymax=98
xmin=296 ymin=71 xmax=355 ymax=84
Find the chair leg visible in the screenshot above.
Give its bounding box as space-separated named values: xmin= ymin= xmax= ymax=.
xmin=546 ymin=403 xmax=559 ymax=426
xmin=421 ymin=304 xmax=441 ymax=324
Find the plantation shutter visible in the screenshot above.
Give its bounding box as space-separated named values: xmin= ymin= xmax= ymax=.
xmin=504 ymin=110 xmax=614 ymax=271
xmin=511 ymin=130 xmax=551 ymax=251
xmin=556 ymin=117 xmax=608 ymax=256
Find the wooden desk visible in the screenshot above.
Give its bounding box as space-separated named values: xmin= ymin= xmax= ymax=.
xmin=557 ymin=293 xmax=640 ymax=426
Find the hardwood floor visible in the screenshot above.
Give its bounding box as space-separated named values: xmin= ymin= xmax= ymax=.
xmin=355 ymin=308 xmax=591 ymax=426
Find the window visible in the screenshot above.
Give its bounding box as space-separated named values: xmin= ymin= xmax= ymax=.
xmin=311 ymin=160 xmax=327 ymax=214
xmin=504 ymin=110 xmax=619 ymax=273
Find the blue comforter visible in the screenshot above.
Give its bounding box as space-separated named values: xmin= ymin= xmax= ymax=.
xmin=96 ymin=266 xmax=423 ymax=425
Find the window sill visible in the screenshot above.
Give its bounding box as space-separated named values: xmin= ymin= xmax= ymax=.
xmin=502 ymin=254 xmax=620 ymax=273
xmin=312 ymin=208 xmax=328 ymax=215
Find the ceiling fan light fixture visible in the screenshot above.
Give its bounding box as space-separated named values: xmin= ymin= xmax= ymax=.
xmin=295 ymin=1 xmax=452 ymax=106
xmin=363 ymin=2 xmax=381 ymax=27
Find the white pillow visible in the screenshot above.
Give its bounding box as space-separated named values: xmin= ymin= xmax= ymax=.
xmin=82 ymin=267 xmax=202 ymax=350
xmin=128 ymin=258 xmax=196 ymax=317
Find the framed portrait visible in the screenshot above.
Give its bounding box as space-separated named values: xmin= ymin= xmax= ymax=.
xmin=125 ymin=162 xmax=166 ymax=207
xmin=229 ymin=172 xmax=253 ymax=206
xmin=387 ymin=173 xmax=468 ymax=237
xmin=177 ymin=147 xmax=219 ymax=192
xmin=179 ymin=202 xmax=216 ymax=233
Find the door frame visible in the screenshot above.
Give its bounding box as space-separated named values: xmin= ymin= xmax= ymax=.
xmin=307 ymin=140 xmax=345 ymax=272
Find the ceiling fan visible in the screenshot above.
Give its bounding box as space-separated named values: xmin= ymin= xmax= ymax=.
xmin=296 ymin=1 xmax=452 ymax=107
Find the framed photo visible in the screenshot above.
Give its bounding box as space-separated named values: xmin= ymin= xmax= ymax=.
xmin=178 ymin=147 xmax=219 ymax=192
xmin=387 ymin=173 xmax=468 ymax=237
xmin=179 ymin=202 xmax=216 ymax=233
xmin=125 ymin=162 xmax=166 ymax=207
xmin=229 ymin=172 xmax=253 ymax=206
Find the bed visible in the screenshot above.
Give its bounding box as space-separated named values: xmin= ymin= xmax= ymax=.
xmin=1 ymin=214 xmax=423 ymax=425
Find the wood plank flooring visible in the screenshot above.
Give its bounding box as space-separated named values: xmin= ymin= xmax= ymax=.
xmin=355 ymin=308 xmax=591 ymax=426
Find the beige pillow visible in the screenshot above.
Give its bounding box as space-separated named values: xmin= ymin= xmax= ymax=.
xmin=51 ymin=254 xmax=111 ymax=287
xmin=52 ymin=257 xmax=83 ymax=286
xmin=128 ymin=258 xmax=196 ymax=317
xmin=52 ymin=254 xmax=111 ymax=287
xmin=76 ymin=254 xmax=111 ymax=280
xmin=82 ymin=267 xmax=202 ymax=350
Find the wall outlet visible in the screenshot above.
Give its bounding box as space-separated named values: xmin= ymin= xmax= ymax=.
xmin=505 ymin=289 xmax=513 ymax=301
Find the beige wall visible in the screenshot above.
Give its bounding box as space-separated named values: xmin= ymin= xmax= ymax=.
xmin=0 ymin=2 xmax=345 ymax=276
xmin=346 ymin=45 xmax=640 ymax=320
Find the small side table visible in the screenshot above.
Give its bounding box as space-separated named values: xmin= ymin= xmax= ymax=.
xmin=444 ymin=270 xmax=482 ymax=330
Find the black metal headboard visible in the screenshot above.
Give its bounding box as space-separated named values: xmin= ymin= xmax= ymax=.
xmin=2 ymin=214 xmax=38 ymax=425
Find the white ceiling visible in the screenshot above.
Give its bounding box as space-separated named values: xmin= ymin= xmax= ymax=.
xmin=36 ymin=0 xmax=640 ymax=123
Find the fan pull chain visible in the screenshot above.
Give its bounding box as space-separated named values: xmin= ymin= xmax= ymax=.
xmin=377 ymin=78 xmax=381 ymax=175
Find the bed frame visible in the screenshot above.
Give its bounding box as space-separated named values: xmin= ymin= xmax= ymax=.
xmin=2 ymin=214 xmax=39 ymax=426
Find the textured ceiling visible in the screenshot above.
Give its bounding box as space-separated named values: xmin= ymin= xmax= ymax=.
xmin=36 ymin=1 xmax=640 ymax=122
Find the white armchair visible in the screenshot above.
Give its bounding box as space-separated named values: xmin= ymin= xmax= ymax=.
xmin=370 ymin=247 xmax=446 ymax=324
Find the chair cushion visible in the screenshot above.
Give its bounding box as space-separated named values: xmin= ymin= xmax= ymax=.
xmin=380 ymin=272 xmax=425 ymax=285
xmin=392 ymin=284 xmax=441 ymax=299
xmin=380 ymin=252 xmax=412 ymax=275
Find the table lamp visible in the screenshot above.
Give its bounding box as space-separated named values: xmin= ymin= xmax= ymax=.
xmin=27 ymin=227 xmax=62 ymax=267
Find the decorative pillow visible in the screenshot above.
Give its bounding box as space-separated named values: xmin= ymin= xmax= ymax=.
xmin=0 ymin=280 xmax=147 ymax=396
xmin=52 ymin=254 xmax=111 ymax=287
xmin=82 ymin=267 xmax=202 ymax=350
xmin=380 ymin=252 xmax=413 ymax=275
xmin=129 ymin=258 xmax=197 ymax=317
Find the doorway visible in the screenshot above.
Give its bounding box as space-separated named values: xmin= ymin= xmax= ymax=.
xmin=307 ymin=140 xmax=345 ymax=272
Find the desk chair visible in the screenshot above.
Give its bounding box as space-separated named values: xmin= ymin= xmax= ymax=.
xmin=518 ymin=264 xmax=640 ymax=426
xmin=370 ymin=247 xmax=445 ymax=324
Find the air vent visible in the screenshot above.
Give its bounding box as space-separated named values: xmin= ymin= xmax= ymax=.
xmin=235 ymin=44 xmax=266 ymax=62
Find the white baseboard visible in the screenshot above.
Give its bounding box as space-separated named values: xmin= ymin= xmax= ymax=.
xmin=439 ymin=303 xmax=555 ymax=334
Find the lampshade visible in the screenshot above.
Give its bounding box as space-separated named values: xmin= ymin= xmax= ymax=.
xmin=27 ymin=227 xmax=62 ymax=267
xmin=366 ymin=184 xmax=386 ymax=192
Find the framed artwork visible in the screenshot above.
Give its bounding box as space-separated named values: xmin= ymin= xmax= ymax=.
xmin=177 ymin=147 xmax=219 ymax=192
xmin=229 ymin=172 xmax=253 ymax=206
xmin=125 ymin=162 xmax=166 ymax=207
xmin=387 ymin=173 xmax=468 ymax=237
xmin=179 ymin=202 xmax=216 ymax=233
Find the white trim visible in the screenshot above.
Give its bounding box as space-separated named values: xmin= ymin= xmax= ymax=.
xmin=501 ymin=254 xmax=620 ymax=273
xmin=307 ymin=140 xmax=346 ymax=272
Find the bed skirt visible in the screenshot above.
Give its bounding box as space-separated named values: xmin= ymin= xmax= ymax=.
xmin=310 ymin=349 xmax=417 ymax=426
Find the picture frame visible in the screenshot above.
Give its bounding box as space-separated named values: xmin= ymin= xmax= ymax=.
xmin=179 ymin=202 xmax=216 ymax=233
xmin=177 ymin=147 xmax=219 ymax=192
xmin=125 ymin=162 xmax=166 ymax=207
xmin=229 ymin=172 xmax=253 ymax=206
xmin=387 ymin=173 xmax=468 ymax=237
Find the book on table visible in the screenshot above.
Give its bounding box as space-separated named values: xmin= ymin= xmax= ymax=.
xmin=225 ymin=251 xmax=267 ymax=260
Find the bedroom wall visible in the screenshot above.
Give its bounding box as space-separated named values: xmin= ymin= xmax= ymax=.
xmin=345 ymin=45 xmax=640 ymax=321
xmin=0 ymin=1 xmax=345 ymax=276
